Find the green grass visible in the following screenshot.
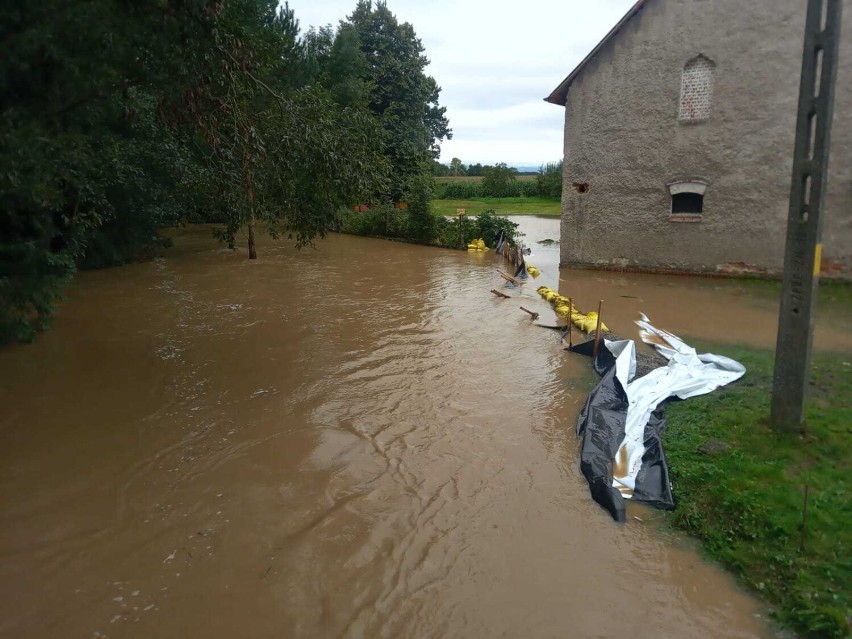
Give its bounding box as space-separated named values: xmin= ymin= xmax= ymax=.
xmin=431 ymin=197 xmax=561 ymax=217
xmin=662 ymin=344 xmax=851 ymax=638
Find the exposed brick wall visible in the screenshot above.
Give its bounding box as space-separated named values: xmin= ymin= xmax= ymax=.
xmin=678 ymin=55 xmax=715 ymax=122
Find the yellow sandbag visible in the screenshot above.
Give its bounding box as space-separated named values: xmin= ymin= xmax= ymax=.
xmin=467 ymin=238 xmax=488 ymax=251
xmin=526 ymin=265 xmax=541 ymax=278
xmin=536 ymin=286 xmax=609 ymax=332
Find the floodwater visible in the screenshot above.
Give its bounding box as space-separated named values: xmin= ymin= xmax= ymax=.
xmin=2 ymin=218 xmax=845 ymax=639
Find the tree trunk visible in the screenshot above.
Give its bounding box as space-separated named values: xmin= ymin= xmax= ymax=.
xmin=246 ymin=165 xmax=257 ymax=260
xmin=247 ymin=212 xmax=257 ymax=260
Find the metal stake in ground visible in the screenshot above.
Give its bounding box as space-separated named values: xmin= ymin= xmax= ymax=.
xmin=567 ymin=297 xmax=574 ymax=349
xmin=592 ymin=300 xmax=603 ymax=358
xmin=771 ymin=0 xmax=842 ymax=432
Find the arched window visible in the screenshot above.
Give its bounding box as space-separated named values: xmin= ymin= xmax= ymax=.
xmin=679 ymin=55 xmax=715 ymax=122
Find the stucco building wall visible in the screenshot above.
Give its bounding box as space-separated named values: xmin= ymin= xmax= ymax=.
xmin=558 ymin=0 xmax=852 ymax=277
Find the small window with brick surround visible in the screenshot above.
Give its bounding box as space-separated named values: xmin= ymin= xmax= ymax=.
xmin=679 ymin=55 xmax=715 ymax=122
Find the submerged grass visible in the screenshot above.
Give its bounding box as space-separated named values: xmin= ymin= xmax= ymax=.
xmin=431 ymin=197 xmax=561 ymax=217
xmin=662 ymin=343 xmax=851 ymax=638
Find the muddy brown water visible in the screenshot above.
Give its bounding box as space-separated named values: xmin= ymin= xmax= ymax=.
xmin=2 ymin=219 xmax=848 ymax=639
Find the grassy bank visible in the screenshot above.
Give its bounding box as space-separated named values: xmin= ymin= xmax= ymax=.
xmin=431 ymin=197 xmax=561 ymax=217
xmin=662 ymin=344 xmax=850 ymax=638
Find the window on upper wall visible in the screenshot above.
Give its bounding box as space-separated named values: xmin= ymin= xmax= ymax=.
xmin=679 ymin=55 xmax=715 ymax=122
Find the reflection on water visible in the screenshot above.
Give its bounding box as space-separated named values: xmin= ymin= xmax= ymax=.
xmin=0 ymin=221 xmax=817 ymax=638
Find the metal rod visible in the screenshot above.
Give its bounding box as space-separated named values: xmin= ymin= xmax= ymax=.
xmin=490 ymin=289 xmax=510 ymax=299
xmin=592 ymin=299 xmax=603 ymax=358
xmin=567 ymin=297 xmax=573 ymax=349
xmin=800 ymin=484 xmax=810 ymax=552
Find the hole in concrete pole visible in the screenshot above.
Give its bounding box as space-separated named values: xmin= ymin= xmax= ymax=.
xmin=801 ymin=175 xmax=812 ymax=222
xmin=807 ymin=112 xmax=817 ymax=159
xmin=813 ymin=47 xmax=823 ymax=97
xmin=820 ymin=0 xmax=829 ymax=32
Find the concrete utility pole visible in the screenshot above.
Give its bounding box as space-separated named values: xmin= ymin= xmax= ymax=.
xmin=771 ymin=0 xmax=843 ymax=431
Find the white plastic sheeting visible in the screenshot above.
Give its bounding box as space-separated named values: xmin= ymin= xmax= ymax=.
xmin=609 ymin=314 xmax=746 ymax=498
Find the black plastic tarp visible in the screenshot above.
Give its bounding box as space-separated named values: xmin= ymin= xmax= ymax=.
xmin=572 ymin=339 xmax=674 ymax=522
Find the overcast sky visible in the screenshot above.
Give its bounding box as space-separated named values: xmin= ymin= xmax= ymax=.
xmin=287 ymin=0 xmax=635 ymax=166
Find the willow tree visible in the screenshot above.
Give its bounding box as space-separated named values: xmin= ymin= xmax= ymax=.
xmin=172 ymin=2 xmax=388 ymax=259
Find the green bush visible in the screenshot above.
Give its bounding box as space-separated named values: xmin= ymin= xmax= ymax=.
xmin=433 ymin=179 xmax=537 ymax=199
xmin=435 ymin=209 xmax=520 ymax=248
xmin=405 ymin=175 xmax=437 ymax=243
xmin=338 ymin=205 xmax=521 ymax=251
xmin=475 ymin=209 xmax=520 ymax=246
xmin=435 ymin=215 xmax=478 ymax=247
xmin=536 ymin=160 xmax=563 ymax=198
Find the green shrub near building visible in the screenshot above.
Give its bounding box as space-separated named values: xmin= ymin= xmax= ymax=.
xmin=337 ymin=206 xmax=519 ymax=249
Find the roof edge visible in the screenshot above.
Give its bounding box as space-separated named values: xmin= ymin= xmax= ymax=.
xmin=544 ymin=0 xmax=647 ymax=106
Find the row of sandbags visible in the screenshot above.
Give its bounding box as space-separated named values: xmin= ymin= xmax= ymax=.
xmin=536 ymin=286 xmax=609 ymax=333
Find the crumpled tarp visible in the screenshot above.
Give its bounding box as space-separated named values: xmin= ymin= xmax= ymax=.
xmin=494 ymin=230 xmax=507 ymax=253
xmin=574 ymin=314 xmax=746 ymax=522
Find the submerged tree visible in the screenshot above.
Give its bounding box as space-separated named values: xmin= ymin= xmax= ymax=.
xmin=0 ymin=0 xmax=390 ymax=342
xmin=166 ymin=1 xmax=387 ymax=259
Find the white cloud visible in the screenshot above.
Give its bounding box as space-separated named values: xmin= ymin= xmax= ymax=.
xmin=286 ymin=0 xmax=636 ymax=164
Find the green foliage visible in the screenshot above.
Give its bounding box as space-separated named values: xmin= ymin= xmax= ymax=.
xmin=431 ymin=160 xmax=451 ymax=177
xmin=537 ymin=160 xmax=563 ymax=198
xmin=0 ymin=244 xmax=75 ymax=343
xmin=344 ymin=1 xmax=451 ymax=199
xmin=433 ymin=163 xmax=562 ymax=198
xmin=339 ymin=199 xmax=520 ymax=252
xmin=0 ymin=0 xmax=404 ymax=343
xmin=405 ymin=175 xmax=438 ymax=243
xmin=434 ymin=210 xmax=519 ymax=248
xmin=436 ymin=181 xmax=484 ymax=199
xmin=0 ymin=0 xmax=223 ymax=343
xmin=663 ymin=345 xmax=851 ymax=639
xmin=435 ymin=179 xmax=537 ymax=199
xmin=449 ymin=157 xmax=466 ymax=176
xmin=430 ymin=197 xmax=561 ymax=217
xmin=474 ymin=210 xmax=519 ymax=247
xmin=482 ymin=163 xmax=517 ymax=199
